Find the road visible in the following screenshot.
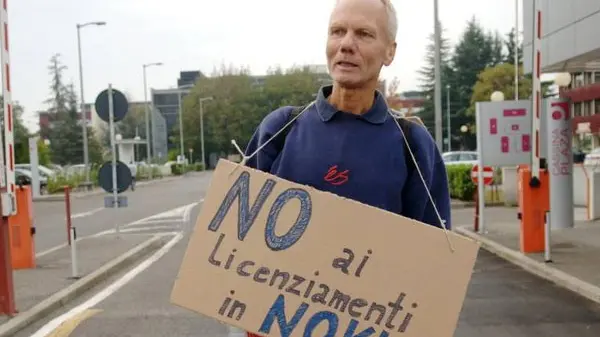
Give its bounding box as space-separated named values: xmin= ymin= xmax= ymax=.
xmin=15 ymin=177 xmax=600 ymax=336
xmin=32 ymin=173 xmax=212 ymax=254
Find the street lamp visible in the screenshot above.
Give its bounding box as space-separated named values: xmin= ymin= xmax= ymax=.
xmin=199 ymin=96 xmax=213 ymax=170
xmin=460 ymin=125 xmax=468 ymax=133
xmin=142 ymin=62 xmax=163 ymax=178
xmin=490 ymin=91 xmax=505 ymax=102
xmin=77 ymin=20 xmax=106 ymax=187
xmin=554 ymin=72 xmax=572 ymax=87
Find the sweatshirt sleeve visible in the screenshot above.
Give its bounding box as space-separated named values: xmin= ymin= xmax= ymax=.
xmin=401 ymin=125 xmax=452 ymax=230
xmin=244 ymin=107 xmax=291 ymax=173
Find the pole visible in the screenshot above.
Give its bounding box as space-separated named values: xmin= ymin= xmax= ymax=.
xmin=446 ymin=85 xmax=451 ymax=152
xmin=433 ymin=0 xmax=443 ymax=151
xmin=65 ymin=186 xmax=72 ymax=245
xmin=76 ymin=25 xmax=90 ymax=186
xmin=530 ymin=0 xmax=542 ymax=186
xmin=108 ymin=84 xmax=119 ymax=235
xmin=544 ymin=211 xmax=552 ymax=263
xmin=514 ymin=0 xmax=519 ymax=100
xmin=200 ymin=99 xmax=206 ymax=170
xmin=143 ymin=65 xmax=152 ymax=179
xmin=178 ymin=92 xmax=185 ymax=163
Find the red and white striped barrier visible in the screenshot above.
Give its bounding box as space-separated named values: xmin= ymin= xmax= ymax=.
xmin=530 ymin=0 xmax=542 ymax=182
xmin=0 ymin=0 xmax=16 ymax=215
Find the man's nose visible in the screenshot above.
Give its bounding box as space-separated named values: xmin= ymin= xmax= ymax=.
xmin=340 ymin=32 xmax=356 ymax=53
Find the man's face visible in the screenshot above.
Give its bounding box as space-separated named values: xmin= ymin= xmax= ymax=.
xmin=326 ymin=0 xmax=397 ymax=89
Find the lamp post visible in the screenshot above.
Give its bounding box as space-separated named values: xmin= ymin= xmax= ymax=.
xmin=77 ymin=21 xmax=106 ymax=186
xmin=433 ymin=0 xmax=443 ymax=150
xmin=446 ymin=84 xmax=451 ymax=152
xmin=199 ymin=96 xmax=213 ymax=170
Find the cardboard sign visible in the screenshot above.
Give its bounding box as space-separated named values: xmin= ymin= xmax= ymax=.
xmin=171 ymin=159 xmax=480 ymax=337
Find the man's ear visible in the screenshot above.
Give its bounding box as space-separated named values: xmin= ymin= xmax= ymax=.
xmin=383 ymin=41 xmax=396 ymax=67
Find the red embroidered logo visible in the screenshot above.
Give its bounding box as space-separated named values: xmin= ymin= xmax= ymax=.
xmin=324 ymin=165 xmax=349 ymax=186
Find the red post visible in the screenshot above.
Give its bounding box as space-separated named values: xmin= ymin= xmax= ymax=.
xmin=473 ymin=190 xmax=479 ymax=232
xmin=0 ymin=197 xmax=16 ymax=315
xmin=64 ymin=186 xmax=72 ymax=246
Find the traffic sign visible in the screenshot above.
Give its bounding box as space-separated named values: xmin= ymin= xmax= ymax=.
xmin=97 ymin=160 xmax=132 ymax=194
xmin=94 ymin=88 xmax=129 ymax=123
xmin=471 ymin=165 xmax=494 ymax=185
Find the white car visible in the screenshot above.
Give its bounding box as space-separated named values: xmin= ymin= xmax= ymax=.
xmin=442 ymin=151 xmax=478 ymax=166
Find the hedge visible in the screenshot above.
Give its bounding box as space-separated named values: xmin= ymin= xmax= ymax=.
xmin=46 ymin=164 xmax=167 ymax=194
xmin=445 ymin=164 xmax=502 ymax=201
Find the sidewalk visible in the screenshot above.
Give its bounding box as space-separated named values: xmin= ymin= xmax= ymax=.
xmin=456 ymin=207 xmax=600 ymax=304
xmin=0 ymin=233 xmax=167 ymax=337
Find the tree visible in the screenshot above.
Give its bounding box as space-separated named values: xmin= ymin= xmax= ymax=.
xmin=44 ymin=56 xmax=104 ymax=166
xmin=417 ymin=23 xmax=454 ymax=132
xmin=450 ymin=17 xmax=499 ymax=149
xmin=504 ymin=28 xmax=523 ymax=65
xmin=468 ymin=63 xmax=532 ymax=115
xmin=0 ymin=98 xmax=31 ymax=163
xmin=177 ymin=66 xmax=323 ymax=167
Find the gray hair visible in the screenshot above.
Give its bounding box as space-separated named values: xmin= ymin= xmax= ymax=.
xmin=334 ymin=0 xmax=397 ymax=42
xmin=381 ymin=0 xmax=398 ymax=42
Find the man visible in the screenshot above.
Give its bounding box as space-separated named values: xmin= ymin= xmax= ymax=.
xmin=244 ymin=0 xmax=450 ymax=230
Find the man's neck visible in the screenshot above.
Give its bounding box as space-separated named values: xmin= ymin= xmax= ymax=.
xmin=328 ymin=84 xmax=377 ymax=115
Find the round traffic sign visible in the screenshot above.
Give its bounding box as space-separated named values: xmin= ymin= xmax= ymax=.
xmin=94 ymin=88 xmax=129 ymax=123
xmin=98 ymin=161 xmax=133 ymax=194
xmin=471 ymin=165 xmax=494 ymax=185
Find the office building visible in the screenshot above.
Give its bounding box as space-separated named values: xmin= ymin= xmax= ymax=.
xmin=523 ymin=0 xmax=600 ymax=148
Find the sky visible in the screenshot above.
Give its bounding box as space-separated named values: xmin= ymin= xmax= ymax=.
xmin=10 ymin=0 xmax=521 ymax=132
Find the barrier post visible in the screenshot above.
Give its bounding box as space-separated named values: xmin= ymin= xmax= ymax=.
xmin=65 ymin=186 xmax=71 ymax=246
xmin=0 ymin=202 xmax=15 ymax=315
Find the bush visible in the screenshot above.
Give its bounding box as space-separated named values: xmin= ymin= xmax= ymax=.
xmin=136 ymin=166 xmax=163 ymax=180
xmin=445 ymin=164 xmax=476 ymax=201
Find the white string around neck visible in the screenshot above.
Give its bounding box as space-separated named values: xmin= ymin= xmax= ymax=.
xmin=230 ymin=103 xmax=455 ymax=253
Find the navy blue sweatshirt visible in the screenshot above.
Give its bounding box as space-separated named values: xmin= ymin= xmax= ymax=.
xmin=244 ymin=86 xmax=451 ymax=230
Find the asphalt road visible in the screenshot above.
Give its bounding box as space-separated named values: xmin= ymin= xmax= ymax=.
xmin=17 ymin=181 xmax=600 ymax=336
xmin=31 ymin=172 xmax=212 ymax=254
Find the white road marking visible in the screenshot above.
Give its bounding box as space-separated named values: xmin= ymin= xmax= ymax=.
xmin=30 ymin=233 xmax=184 ymax=337
xmin=36 ymin=201 xmax=201 ymax=258
xmin=70 ymin=207 xmax=104 ymax=219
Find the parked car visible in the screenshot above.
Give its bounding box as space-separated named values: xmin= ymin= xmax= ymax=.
xmin=15 ymin=168 xmax=48 ymax=194
xmin=442 ymin=151 xmax=478 ymax=166
xmin=15 ymin=163 xmax=56 ymax=178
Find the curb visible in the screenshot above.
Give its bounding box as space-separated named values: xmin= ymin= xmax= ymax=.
xmin=451 ymin=201 xmax=507 ymax=208
xmin=33 ymin=176 xmax=183 ymax=202
xmin=0 ymin=234 xmax=166 ymax=337
xmin=455 ymin=226 xmax=600 ymax=305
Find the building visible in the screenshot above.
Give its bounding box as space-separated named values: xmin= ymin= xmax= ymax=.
xmin=387 ymin=91 xmax=426 ymax=116
xmin=522 ymin=0 xmax=600 ymax=149
xmin=177 ymin=70 xmax=205 ymax=88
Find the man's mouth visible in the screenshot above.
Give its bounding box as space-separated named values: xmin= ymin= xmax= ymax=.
xmin=337 ymin=61 xmax=358 ymax=68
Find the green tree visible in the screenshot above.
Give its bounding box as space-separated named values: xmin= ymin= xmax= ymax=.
xmin=504 ymin=28 xmax=523 ymax=65
xmin=0 ymin=98 xmax=31 ymax=163
xmin=450 ymin=17 xmax=498 ymax=149
xmin=45 ymin=61 xmax=104 ymax=166
xmin=177 ymin=65 xmax=323 ymax=166
xmin=468 ymin=63 xmax=532 ymax=115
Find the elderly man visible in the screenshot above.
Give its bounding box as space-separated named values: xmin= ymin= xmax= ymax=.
xmin=244 ymin=0 xmax=450 ymax=231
